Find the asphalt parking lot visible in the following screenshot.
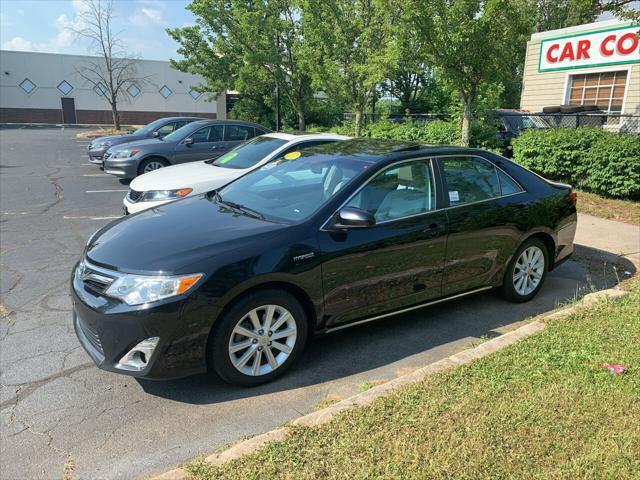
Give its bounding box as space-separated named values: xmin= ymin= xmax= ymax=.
xmin=0 ymin=126 xmax=628 ymax=479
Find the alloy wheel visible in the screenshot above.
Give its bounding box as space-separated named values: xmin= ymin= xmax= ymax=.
xmin=512 ymin=246 xmax=545 ymax=296
xmin=228 ymin=305 xmax=297 ymax=376
xmin=143 ymin=161 xmax=165 ymax=172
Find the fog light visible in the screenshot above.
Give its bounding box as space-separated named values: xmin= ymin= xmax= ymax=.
xmin=116 ymin=337 xmax=159 ymax=371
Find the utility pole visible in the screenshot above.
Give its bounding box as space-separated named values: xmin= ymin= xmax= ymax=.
xmin=275 ymin=34 xmax=281 ymax=132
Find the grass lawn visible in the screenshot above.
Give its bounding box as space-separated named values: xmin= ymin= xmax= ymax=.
xmin=75 ymin=127 xmax=141 ymax=139
xmin=188 ymin=282 xmax=640 ymax=480
xmin=577 ymin=190 xmax=640 ymax=225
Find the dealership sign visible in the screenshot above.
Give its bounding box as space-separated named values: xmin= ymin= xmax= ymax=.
xmin=539 ymin=25 xmax=640 ymax=72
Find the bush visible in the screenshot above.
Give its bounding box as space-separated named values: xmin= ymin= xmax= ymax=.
xmin=579 ymin=134 xmax=640 ymax=198
xmin=328 ymin=117 xmax=501 ymax=150
xmin=512 ymin=127 xmax=608 ymax=180
xmin=513 ymin=127 xmax=640 ymax=199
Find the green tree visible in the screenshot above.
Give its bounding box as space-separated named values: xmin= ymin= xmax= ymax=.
xmin=302 ymin=0 xmax=398 ymax=136
xmin=410 ymin=0 xmax=518 ymax=146
xmin=167 ymin=0 xmax=312 ymax=130
xmin=381 ymin=30 xmax=441 ymax=114
xmin=532 ymin=0 xmax=598 ymax=31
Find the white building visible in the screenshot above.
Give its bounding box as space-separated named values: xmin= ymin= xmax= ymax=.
xmin=0 ymin=50 xmax=226 ymax=125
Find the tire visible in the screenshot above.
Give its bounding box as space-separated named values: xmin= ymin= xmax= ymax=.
xmin=499 ymin=238 xmax=549 ymax=303
xmin=208 ymin=289 xmax=308 ymax=386
xmin=138 ymin=157 xmax=169 ymax=176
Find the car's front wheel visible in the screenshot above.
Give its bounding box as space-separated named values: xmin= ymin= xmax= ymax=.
xmin=209 ymin=289 xmax=308 ymax=386
xmin=138 ymin=157 xmax=168 ymax=175
xmin=500 ymin=238 xmax=549 ymax=303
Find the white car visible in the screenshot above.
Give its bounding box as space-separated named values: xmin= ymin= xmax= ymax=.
xmin=122 ymin=132 xmax=350 ymax=214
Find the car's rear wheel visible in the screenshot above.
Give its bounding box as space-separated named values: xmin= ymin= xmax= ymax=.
xmin=139 ymin=157 xmax=168 ymax=175
xmin=500 ymin=238 xmax=548 ymax=303
xmin=209 ymin=289 xmax=307 ymax=386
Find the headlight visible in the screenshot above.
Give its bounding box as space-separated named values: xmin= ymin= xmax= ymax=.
xmin=94 ymin=141 xmax=112 ymax=149
xmin=140 ymin=188 xmax=193 ymax=202
xmin=105 ymin=273 xmax=203 ymax=305
xmin=112 ymin=148 xmax=141 ymax=159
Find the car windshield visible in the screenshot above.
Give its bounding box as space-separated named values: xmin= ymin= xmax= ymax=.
xmin=133 ymin=118 xmax=169 ymax=135
xmin=211 ymin=136 xmax=287 ymax=170
xmin=217 ymin=153 xmax=366 ymax=223
xmin=162 ymin=122 xmax=204 ymax=142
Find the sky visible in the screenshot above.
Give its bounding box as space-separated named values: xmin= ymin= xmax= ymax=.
xmin=0 ymin=1 xmax=637 ymax=62
xmin=0 ymin=0 xmax=196 ymax=61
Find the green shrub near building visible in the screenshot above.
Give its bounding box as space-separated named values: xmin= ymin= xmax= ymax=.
xmin=512 ymin=128 xmax=640 ymax=199
xmin=310 ymin=117 xmax=501 ymax=151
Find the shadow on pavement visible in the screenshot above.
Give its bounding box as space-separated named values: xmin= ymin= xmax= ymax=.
xmin=138 ymin=245 xmax=634 ymax=404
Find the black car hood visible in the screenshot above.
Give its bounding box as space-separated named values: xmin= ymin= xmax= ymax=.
xmin=86 ymin=194 xmax=288 ymax=274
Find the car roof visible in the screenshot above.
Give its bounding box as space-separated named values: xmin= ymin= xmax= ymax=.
xmin=189 ymin=119 xmax=271 ymax=130
xmin=159 ymin=116 xmax=208 ymax=121
xmin=262 ymin=132 xmax=351 ymax=142
xmin=297 ymin=138 xmax=492 ymax=165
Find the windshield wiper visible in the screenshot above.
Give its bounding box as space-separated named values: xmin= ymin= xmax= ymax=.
xmin=214 ymin=192 xmax=265 ymax=220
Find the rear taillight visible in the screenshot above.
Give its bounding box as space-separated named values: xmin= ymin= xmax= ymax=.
xmin=570 ymin=191 xmax=577 ymax=206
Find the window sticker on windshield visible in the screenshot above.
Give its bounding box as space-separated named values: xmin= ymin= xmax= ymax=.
xmin=218 ymin=152 xmax=238 ymax=164
xmin=449 ymin=191 xmax=460 ymax=202
xmin=284 ymin=151 xmax=301 ymax=160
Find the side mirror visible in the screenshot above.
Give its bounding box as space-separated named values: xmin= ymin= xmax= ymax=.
xmin=152 ymin=131 xmax=160 ymax=138
xmin=329 ymin=207 xmax=375 ymax=229
xmin=184 ymin=137 xmax=194 ymax=146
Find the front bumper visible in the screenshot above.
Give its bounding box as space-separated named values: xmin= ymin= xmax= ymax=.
xmin=71 ymin=267 xmax=215 ymax=379
xmin=103 ymin=157 xmax=140 ymax=178
xmin=88 ymin=145 xmax=108 ymax=163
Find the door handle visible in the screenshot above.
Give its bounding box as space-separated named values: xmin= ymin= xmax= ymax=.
xmin=422 ymin=223 xmax=444 ymax=237
xmin=211 ymin=145 xmax=220 ymax=150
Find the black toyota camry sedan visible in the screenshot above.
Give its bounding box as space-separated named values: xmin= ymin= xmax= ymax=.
xmin=71 ymin=139 xmax=577 ymax=386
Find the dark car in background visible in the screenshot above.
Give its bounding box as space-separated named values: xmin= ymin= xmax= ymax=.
xmin=72 ymin=139 xmax=577 ymax=385
xmin=102 ymin=119 xmax=270 ymax=179
xmin=494 ymin=109 xmax=552 ymax=153
xmin=86 ymin=116 xmax=205 ymax=164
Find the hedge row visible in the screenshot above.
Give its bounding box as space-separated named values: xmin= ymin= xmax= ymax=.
xmin=512 ymin=127 xmax=640 ymax=199
xmin=308 ymin=118 xmax=501 ymax=151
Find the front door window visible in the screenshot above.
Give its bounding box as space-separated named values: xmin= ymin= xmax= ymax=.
xmin=346 ymin=160 xmax=435 ymax=222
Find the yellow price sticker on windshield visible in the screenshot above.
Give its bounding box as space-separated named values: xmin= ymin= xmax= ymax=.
xmin=218 ymin=152 xmax=238 ymax=164
xmin=284 ymin=151 xmax=301 ymax=160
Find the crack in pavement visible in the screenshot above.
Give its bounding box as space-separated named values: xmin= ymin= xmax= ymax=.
xmin=0 ymin=362 xmax=94 ymax=411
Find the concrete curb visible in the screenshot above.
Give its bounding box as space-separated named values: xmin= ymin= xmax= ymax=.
xmin=150 ymin=287 xmax=628 ymax=480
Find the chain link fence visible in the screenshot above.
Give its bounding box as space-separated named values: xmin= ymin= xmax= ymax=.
xmin=496 ymin=111 xmax=640 ymax=135
xmin=343 ymin=111 xmax=640 ymax=135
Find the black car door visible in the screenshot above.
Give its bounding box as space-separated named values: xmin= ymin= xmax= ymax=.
xmin=318 ymin=158 xmax=448 ymax=328
xmin=436 ymin=155 xmax=525 ymax=296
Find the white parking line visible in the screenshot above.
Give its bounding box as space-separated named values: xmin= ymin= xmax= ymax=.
xmin=82 ymin=173 xmax=111 ymax=177
xmin=86 ymin=189 xmax=128 ymax=193
xmin=63 ymin=215 xmax=122 ymax=220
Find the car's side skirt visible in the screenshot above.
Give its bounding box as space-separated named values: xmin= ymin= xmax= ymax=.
xmin=325 ymin=286 xmax=493 ymax=334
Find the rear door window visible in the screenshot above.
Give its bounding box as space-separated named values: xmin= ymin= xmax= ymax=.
xmin=225 ymin=125 xmax=255 ymax=141
xmin=441 ymin=157 xmax=501 ymax=206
